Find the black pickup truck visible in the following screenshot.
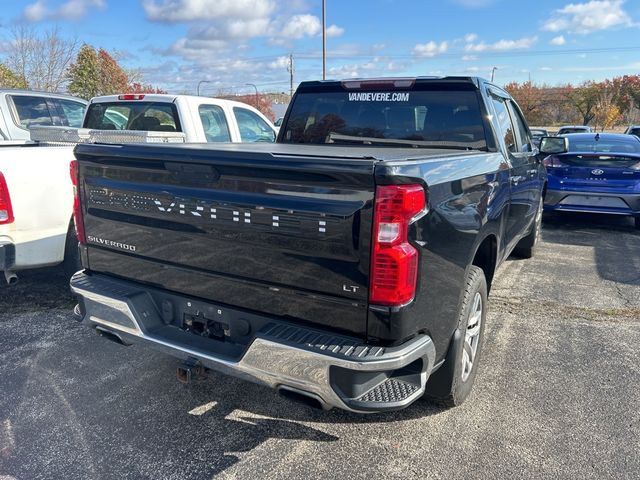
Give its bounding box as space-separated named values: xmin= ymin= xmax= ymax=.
xmin=70 ymin=77 xmax=545 ymax=413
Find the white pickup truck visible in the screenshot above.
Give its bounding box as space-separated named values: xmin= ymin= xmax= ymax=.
xmin=0 ymin=94 xmax=277 ymax=284
xmin=0 ymin=89 xmax=87 ymax=143
xmin=84 ymin=94 xmax=277 ymax=142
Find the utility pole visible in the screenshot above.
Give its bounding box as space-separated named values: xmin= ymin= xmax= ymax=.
xmin=287 ymin=53 xmax=294 ymax=98
xmin=322 ymin=0 xmax=326 ymax=80
xmin=490 ymin=66 xmax=497 ymax=83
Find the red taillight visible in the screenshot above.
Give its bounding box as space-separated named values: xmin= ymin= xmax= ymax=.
xmin=70 ymin=160 xmax=86 ymax=244
xmin=543 ymin=155 xmax=565 ymax=168
xmin=118 ymin=94 xmax=145 ymax=100
xmin=0 ymin=172 xmax=14 ymax=225
xmin=370 ymin=184 xmax=425 ymax=306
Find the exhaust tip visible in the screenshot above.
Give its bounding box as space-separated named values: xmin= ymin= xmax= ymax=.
xmin=95 ymin=326 xmax=128 ymax=346
xmin=4 ymin=271 xmax=17 ymax=285
xmin=277 ymin=386 xmax=327 ymax=410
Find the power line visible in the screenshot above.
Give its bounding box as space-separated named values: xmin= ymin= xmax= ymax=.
xmin=293 ymin=45 xmax=640 ymax=60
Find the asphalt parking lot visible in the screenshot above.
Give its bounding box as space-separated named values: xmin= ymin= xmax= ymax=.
xmin=1 ymin=212 xmax=639 ymax=480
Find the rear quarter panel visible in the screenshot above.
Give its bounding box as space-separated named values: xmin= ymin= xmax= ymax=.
xmin=371 ymin=152 xmax=510 ymax=359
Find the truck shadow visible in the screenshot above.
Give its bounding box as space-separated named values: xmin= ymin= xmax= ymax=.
xmin=541 ymin=212 xmax=640 ymax=286
xmin=175 ymin=365 xmax=448 ymax=426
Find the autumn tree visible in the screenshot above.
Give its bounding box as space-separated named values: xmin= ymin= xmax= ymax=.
xmin=594 ymin=88 xmax=623 ymax=131
xmin=98 ymin=49 xmax=128 ymax=94
xmin=4 ymin=26 xmax=78 ymax=91
xmin=67 ymin=45 xmax=165 ymax=99
xmin=127 ymin=82 xmax=167 ymax=94
xmin=234 ymin=94 xmax=275 ymax=121
xmin=504 ymin=81 xmax=545 ymax=125
xmin=0 ymin=64 xmax=27 ymax=89
xmin=564 ymin=81 xmax=600 ymax=126
xmin=67 ymin=45 xmax=101 ymax=99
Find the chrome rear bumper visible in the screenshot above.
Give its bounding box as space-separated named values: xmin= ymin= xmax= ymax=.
xmin=71 ymin=272 xmax=436 ymax=413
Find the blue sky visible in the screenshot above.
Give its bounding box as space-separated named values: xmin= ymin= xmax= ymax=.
xmin=1 ymin=0 xmax=640 ymax=95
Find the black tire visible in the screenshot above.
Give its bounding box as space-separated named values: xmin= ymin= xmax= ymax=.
xmin=513 ymin=196 xmax=543 ymax=259
xmin=423 ymin=265 xmax=488 ymax=408
xmin=62 ymin=224 xmax=81 ymax=280
xmin=635 ymin=217 xmax=640 ymax=230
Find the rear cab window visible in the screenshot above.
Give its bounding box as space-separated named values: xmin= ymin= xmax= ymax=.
xmin=84 ymin=101 xmax=181 ymax=132
xmin=280 ymin=80 xmax=488 ymax=150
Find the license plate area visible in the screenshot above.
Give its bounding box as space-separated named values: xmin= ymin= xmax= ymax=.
xmin=560 ymin=195 xmax=628 ymax=209
xmin=182 ymin=313 xmax=229 ymax=340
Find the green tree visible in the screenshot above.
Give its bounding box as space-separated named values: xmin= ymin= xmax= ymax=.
xmin=67 ymin=45 xmax=165 ymax=99
xmin=0 ymin=63 xmax=27 ymax=89
xmin=67 ymin=44 xmax=101 ymax=100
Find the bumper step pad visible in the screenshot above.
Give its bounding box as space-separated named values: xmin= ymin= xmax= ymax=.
xmin=358 ymin=378 xmax=421 ymax=403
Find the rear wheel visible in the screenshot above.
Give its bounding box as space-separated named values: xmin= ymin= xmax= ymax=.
xmin=634 ymin=217 xmax=640 ymax=230
xmin=513 ymin=196 xmax=543 ymax=259
xmin=423 ymin=265 xmax=488 ymax=408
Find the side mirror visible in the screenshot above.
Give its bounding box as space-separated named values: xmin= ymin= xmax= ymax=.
xmin=539 ymin=136 xmax=568 ymax=154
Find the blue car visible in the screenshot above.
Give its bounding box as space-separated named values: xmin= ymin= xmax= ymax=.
xmin=542 ymin=133 xmax=640 ymax=229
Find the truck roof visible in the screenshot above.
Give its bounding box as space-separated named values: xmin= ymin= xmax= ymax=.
xmin=296 ymin=76 xmax=485 ymax=90
xmin=0 ymin=89 xmax=87 ymax=104
xmin=89 ymin=94 xmax=259 ymax=110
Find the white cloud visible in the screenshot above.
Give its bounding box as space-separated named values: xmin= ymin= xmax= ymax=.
xmin=326 ymin=24 xmax=345 ymax=37
xmin=550 ymin=35 xmax=566 ymax=45
xmin=464 ymin=33 xmax=478 ymax=42
xmin=280 ymin=14 xmax=320 ymax=38
xmin=22 ymin=0 xmax=105 ymax=21
xmin=23 ymin=1 xmax=48 ymax=21
xmin=462 ymin=54 xmax=478 ymax=61
xmin=268 ymin=56 xmax=290 ymax=69
xmin=413 ymin=40 xmax=449 ymax=57
xmin=542 ymin=0 xmax=635 ymax=34
xmin=465 ymin=36 xmax=538 ymax=52
xmin=143 ymin=0 xmax=274 ymax=22
xmin=540 ymin=66 xmax=553 ymax=71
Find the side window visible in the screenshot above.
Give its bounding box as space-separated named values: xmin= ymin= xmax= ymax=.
xmin=57 ymin=99 xmax=87 ymax=128
xmin=490 ymin=94 xmax=517 ymax=154
xmin=507 ymin=101 xmax=532 ymax=152
xmin=198 ymin=105 xmax=231 ymax=142
xmin=233 ymin=107 xmax=275 ymax=143
xmin=10 ymin=95 xmax=54 ymax=128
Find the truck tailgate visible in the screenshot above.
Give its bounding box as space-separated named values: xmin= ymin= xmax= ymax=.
xmin=74 ymin=143 xmax=377 ymax=337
